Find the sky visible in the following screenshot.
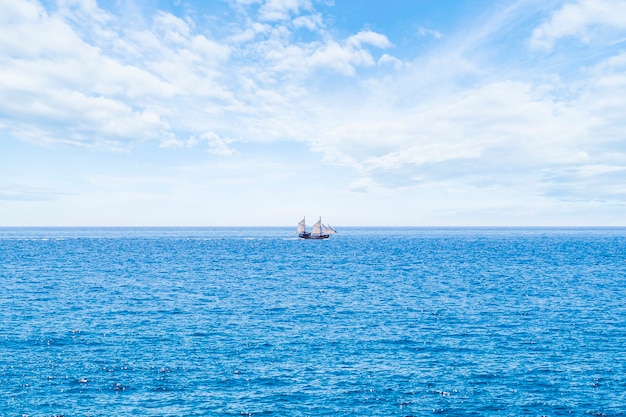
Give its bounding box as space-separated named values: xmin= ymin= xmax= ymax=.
xmin=1 ymin=0 xmax=626 ymax=226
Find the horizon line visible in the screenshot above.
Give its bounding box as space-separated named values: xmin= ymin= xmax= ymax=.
xmin=2 ymin=225 xmax=626 ymax=228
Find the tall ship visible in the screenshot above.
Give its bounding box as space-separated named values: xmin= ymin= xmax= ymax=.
xmin=297 ymin=217 xmax=337 ymax=239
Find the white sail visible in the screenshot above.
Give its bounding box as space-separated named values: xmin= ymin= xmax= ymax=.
xmin=297 ymin=218 xmax=306 ymax=234
xmin=298 ymin=216 xmax=335 ymax=239
xmin=311 ymin=218 xmax=323 ymax=235
xmin=322 ymin=224 xmax=337 ymax=235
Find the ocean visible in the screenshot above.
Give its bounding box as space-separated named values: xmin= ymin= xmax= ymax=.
xmin=1 ymin=227 xmax=625 ymax=416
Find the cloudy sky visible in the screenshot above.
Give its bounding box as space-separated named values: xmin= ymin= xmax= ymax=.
xmin=2 ymin=0 xmax=626 ymax=226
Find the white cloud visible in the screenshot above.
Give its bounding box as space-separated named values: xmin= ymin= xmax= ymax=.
xmin=292 ymin=13 xmax=323 ymax=30
xmin=0 ymin=1 xmax=83 ymax=58
xmin=417 ymin=27 xmax=443 ymax=39
xmin=530 ymin=0 xmax=626 ymax=50
xmin=56 ymin=0 xmax=112 ymax=24
xmin=378 ymin=53 xmax=404 ymax=69
xmin=201 ymin=132 xmax=237 ymax=155
xmin=0 ymin=0 xmax=396 ymax=151
xmin=3 ymin=0 xmax=626 ymax=225
xmin=258 ymin=0 xmax=312 ymax=21
xmin=232 ymin=0 xmax=313 ymax=21
xmin=307 ymin=31 xmax=391 ymax=75
xmin=0 ymin=0 xmax=236 ymax=150
xmin=346 ymin=30 xmax=392 ymax=49
xmin=297 ymin=46 xmax=626 ymax=201
xmin=308 ymin=41 xmax=368 ymax=75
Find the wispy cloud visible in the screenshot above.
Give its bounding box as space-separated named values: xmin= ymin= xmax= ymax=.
xmin=0 ymin=184 xmax=67 ymax=201
xmin=417 ymin=27 xmax=442 ymax=39
xmin=530 ymin=0 xmax=626 ymax=50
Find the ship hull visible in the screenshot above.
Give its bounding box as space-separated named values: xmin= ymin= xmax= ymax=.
xmin=299 ymin=233 xmax=329 ymax=240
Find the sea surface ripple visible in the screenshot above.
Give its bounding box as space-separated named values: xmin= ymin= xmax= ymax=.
xmin=1 ymin=227 xmax=625 ymax=416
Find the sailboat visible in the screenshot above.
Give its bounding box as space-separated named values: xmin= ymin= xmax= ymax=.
xmin=297 ymin=217 xmax=337 ymax=239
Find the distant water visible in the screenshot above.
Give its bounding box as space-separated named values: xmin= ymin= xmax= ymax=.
xmin=2 ymin=227 xmax=626 ymax=416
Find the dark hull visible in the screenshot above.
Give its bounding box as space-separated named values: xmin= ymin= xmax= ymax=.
xmin=299 ymin=233 xmax=329 ymax=240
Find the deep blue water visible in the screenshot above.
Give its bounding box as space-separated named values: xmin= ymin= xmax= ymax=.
xmin=1 ymin=227 xmax=626 ymax=416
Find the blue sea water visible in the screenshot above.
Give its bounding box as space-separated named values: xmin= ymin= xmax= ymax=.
xmin=1 ymin=227 xmax=626 ymax=416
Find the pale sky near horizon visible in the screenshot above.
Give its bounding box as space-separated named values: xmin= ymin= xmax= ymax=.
xmin=2 ymin=0 xmax=626 ymax=226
